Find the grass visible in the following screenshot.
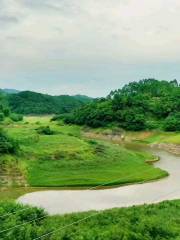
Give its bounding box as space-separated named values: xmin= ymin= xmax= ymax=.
xmin=0 ymin=116 xmax=167 ymax=190
xmin=134 ymin=131 xmax=180 ymax=144
xmin=0 ymin=117 xmax=179 ymax=239
xmin=88 ymin=127 xmax=180 ymax=145
xmin=43 ymin=200 xmax=180 ymax=240
xmin=0 ymin=187 xmax=39 ymax=201
xmin=27 ymin=146 xmax=166 ymax=187
xmin=0 ymin=200 xmax=180 ymax=239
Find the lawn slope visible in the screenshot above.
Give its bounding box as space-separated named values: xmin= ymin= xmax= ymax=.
xmin=3 ymin=116 xmax=167 ymax=188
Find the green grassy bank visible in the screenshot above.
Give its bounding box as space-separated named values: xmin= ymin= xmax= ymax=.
xmin=0 ymin=116 xmax=167 ymax=191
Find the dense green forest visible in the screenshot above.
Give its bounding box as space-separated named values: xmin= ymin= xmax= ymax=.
xmin=0 ymin=200 xmax=179 ymax=240
xmin=58 ymin=79 xmax=180 ymax=131
xmin=7 ymin=91 xmax=92 ymax=115
xmin=2 ymin=79 xmax=180 ymax=131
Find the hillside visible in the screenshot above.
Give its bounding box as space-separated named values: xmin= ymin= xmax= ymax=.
xmin=0 ymin=116 xmax=166 ymax=188
xmin=60 ymin=79 xmax=180 ymax=131
xmin=7 ymin=91 xmax=93 ymax=115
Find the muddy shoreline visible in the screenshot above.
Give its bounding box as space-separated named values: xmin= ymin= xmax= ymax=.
xmin=151 ymin=143 xmax=180 ymax=155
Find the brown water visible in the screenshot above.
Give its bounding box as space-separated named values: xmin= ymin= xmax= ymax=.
xmin=18 ymin=150 xmax=180 ymax=215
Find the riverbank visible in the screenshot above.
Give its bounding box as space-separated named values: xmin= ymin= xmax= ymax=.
xmin=0 ymin=117 xmax=167 ymax=190
xmin=1 ymin=117 xmax=179 ymax=201
xmin=151 ymin=143 xmax=180 ymax=155
xmin=83 ymin=128 xmax=180 ymax=155
xmin=18 ymin=149 xmax=180 ymax=215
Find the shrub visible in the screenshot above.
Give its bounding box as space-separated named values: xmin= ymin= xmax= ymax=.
xmin=3 ymin=108 xmax=10 ymax=117
xmin=10 ymin=113 xmax=23 ymax=122
xmin=0 ymin=129 xmax=19 ymax=154
xmin=36 ymin=126 xmax=54 ymax=135
xmin=163 ymin=113 xmax=180 ymax=131
xmin=0 ymin=112 xmax=5 ymax=122
xmin=146 ymin=120 xmax=161 ymax=130
xmin=0 ymin=202 xmax=46 ymax=239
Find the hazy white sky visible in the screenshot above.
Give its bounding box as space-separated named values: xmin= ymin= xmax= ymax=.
xmin=0 ymin=0 xmax=180 ymax=96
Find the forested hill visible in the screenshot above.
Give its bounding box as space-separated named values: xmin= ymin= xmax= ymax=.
xmin=60 ymin=79 xmax=180 ymax=131
xmin=7 ymin=91 xmax=92 ymax=115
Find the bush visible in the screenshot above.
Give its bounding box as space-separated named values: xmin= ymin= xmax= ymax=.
xmin=0 ymin=200 xmax=179 ymax=240
xmin=0 ymin=202 xmax=46 ymax=240
xmin=51 ymin=113 xmax=74 ymax=123
xmin=146 ymin=120 xmax=161 ymax=130
xmin=163 ymin=113 xmax=180 ymax=131
xmin=0 ymin=129 xmax=19 ymax=154
xmin=119 ymin=111 xmax=146 ymax=131
xmin=3 ymin=107 xmax=10 ymax=117
xmin=10 ymin=113 xmax=23 ymax=122
xmin=0 ymin=112 xmax=5 ymax=122
xmin=36 ymin=126 xmax=54 ymax=135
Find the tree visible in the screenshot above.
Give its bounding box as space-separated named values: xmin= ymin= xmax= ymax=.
xmin=3 ymin=107 xmax=10 ymax=117
xmin=36 ymin=126 xmax=54 ymax=135
xmin=10 ymin=113 xmax=23 ymax=122
xmin=164 ymin=113 xmax=180 ymax=131
xmin=0 ymin=129 xmax=19 ymax=154
xmin=55 ymin=79 xmax=180 ymax=132
xmin=0 ymin=112 xmax=4 ymax=122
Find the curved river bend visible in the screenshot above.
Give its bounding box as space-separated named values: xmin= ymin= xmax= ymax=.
xmin=18 ymin=150 xmax=180 ymax=215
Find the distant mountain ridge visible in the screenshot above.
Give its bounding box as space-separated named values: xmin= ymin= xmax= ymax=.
xmin=1 ymin=88 xmax=20 ymax=94
xmin=7 ymin=90 xmax=93 ymax=115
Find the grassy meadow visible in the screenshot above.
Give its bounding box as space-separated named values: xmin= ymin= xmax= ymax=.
xmin=0 ymin=116 xmax=168 ymax=192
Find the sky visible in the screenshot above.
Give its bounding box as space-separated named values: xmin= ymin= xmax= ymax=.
xmin=0 ymin=0 xmax=180 ymax=97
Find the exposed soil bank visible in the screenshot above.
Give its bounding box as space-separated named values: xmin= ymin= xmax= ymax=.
xmin=151 ymin=143 xmax=180 ymax=155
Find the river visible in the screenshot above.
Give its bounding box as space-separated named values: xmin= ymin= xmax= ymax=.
xmin=18 ymin=149 xmax=180 ymax=215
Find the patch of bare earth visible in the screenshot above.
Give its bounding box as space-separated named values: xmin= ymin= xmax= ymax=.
xmin=0 ymin=165 xmax=27 ymax=187
xmin=83 ymin=131 xmax=125 ymax=144
xmin=151 ymin=143 xmax=180 ymax=155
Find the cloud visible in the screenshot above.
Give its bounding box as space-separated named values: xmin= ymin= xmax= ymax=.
xmin=0 ymin=0 xmax=180 ymax=96
xmin=0 ymin=15 xmax=18 ymax=24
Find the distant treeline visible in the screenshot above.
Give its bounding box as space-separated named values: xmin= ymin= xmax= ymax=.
xmin=55 ymin=79 xmax=180 ymax=131
xmin=6 ymin=91 xmax=93 ymax=115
